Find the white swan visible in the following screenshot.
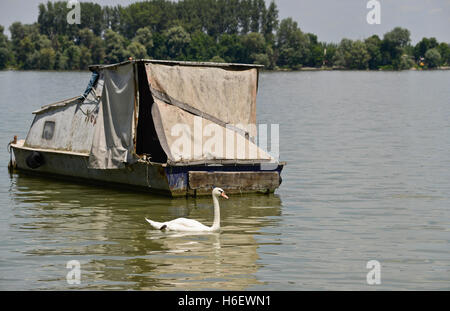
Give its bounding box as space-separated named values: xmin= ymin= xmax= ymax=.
xmin=145 ymin=187 xmax=229 ymax=232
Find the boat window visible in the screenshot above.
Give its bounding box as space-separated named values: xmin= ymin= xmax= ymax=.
xmin=42 ymin=121 xmax=55 ymax=140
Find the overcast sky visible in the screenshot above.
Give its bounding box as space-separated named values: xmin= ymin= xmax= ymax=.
xmin=0 ymin=0 xmax=449 ymax=44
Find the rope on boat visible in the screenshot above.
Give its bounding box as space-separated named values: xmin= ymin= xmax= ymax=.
xmin=7 ymin=136 xmax=17 ymax=173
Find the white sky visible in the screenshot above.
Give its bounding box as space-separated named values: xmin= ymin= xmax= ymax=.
xmin=0 ymin=0 xmax=449 ymax=43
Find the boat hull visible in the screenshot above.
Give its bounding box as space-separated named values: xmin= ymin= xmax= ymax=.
xmin=10 ymin=145 xmax=283 ymax=197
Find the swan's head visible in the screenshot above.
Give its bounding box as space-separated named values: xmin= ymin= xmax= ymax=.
xmin=212 ymin=187 xmax=228 ymax=199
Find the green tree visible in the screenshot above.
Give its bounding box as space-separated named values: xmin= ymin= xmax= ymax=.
xmin=56 ymin=34 xmax=73 ymax=52
xmin=90 ymin=36 xmax=105 ymax=65
xmin=38 ymin=2 xmax=68 ymax=40
xmin=175 ymin=0 xmax=203 ymax=34
xmin=381 ymin=27 xmax=411 ymax=69
xmin=240 ymin=32 xmax=266 ymax=63
xmin=77 ymin=28 xmax=95 ymax=49
xmin=414 ymin=37 xmax=438 ymax=60
xmin=55 ymin=51 xmax=68 ymax=70
xmin=425 ymin=48 xmax=441 ymax=68
xmin=3 ymin=0 xmax=445 ymax=72
xmin=187 ymin=31 xmax=217 ymax=61
xmin=79 ymin=2 xmax=104 ymax=36
xmin=249 ymin=0 xmax=262 ymax=33
xmin=9 ymin=22 xmax=27 ymax=47
xmin=25 ymin=50 xmax=41 ymax=69
xmin=104 ymin=29 xmax=129 ymax=64
xmin=79 ymin=46 xmax=93 ymax=69
xmin=36 ymin=34 xmax=52 ymax=50
xmin=383 ymin=27 xmax=411 ymax=48
xmin=64 ymin=45 xmax=82 ymax=70
xmin=334 ymin=39 xmax=370 ymax=69
xmin=365 ymin=35 xmax=382 ymax=69
xmin=0 ymin=25 xmax=12 ymax=69
xmin=210 ymin=55 xmax=225 ymax=63
xmin=262 ymin=0 xmax=278 ymax=43
xmin=252 ymin=53 xmax=270 ymax=67
xmin=238 ymin=0 xmax=252 ymax=34
xmin=127 ymin=41 xmax=148 ymax=59
xmin=264 ymin=45 xmax=276 ymax=69
xmin=307 ymin=44 xmax=324 ymax=67
xmin=9 ymin=22 xmax=40 ymax=68
xmin=217 ymin=0 xmax=240 ymax=35
xmin=118 ymin=1 xmax=176 ymax=38
xmin=217 ymin=34 xmax=245 ymax=63
xmin=17 ymin=36 xmax=34 ymax=68
xmin=304 ymin=33 xmax=324 ymax=67
xmin=437 ymin=43 xmax=450 ymax=65
xmin=0 ymin=47 xmax=10 ymax=69
xmin=351 ymin=41 xmax=371 ymax=69
xmin=76 ymin=28 xmax=104 ymax=66
xmin=165 ymin=26 xmax=191 ymax=59
xmin=102 ymin=6 xmax=121 ymax=33
xmin=39 ymin=47 xmax=56 ymax=70
xmin=397 ymin=54 xmax=414 ymax=70
xmin=322 ymin=43 xmax=336 ymax=67
xmin=0 ymin=25 xmax=8 ymax=47
xmin=276 ymin=18 xmax=310 ymax=69
xmin=333 ymin=38 xmax=352 ymax=68
xmin=133 ymin=27 xmax=154 ymax=57
xmin=150 ymin=32 xmax=168 ymax=60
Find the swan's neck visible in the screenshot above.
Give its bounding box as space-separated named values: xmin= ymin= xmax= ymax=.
xmin=210 ymin=194 xmax=221 ymax=231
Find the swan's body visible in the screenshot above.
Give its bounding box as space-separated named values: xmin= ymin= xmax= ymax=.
xmin=145 ymin=188 xmax=228 ymax=232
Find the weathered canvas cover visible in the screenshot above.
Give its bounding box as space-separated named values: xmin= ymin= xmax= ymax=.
xmin=145 ymin=63 xmax=257 ymax=137
xmin=146 ymin=63 xmax=272 ymax=163
xmin=88 ymin=63 xmax=136 ymax=169
xmin=24 ymin=73 xmax=104 ymax=154
xmin=24 ymin=60 xmax=274 ymax=168
xmin=151 ymin=98 xmax=272 ymax=163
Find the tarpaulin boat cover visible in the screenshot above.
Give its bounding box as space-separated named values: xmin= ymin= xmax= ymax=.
xmin=145 ymin=63 xmax=273 ymax=163
xmin=88 ymin=63 xmax=136 ymax=169
xmin=86 ymin=61 xmax=273 ymax=168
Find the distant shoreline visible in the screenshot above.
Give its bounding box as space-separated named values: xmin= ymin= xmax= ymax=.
xmin=2 ymin=2 xmax=449 ymax=72
xmin=268 ymin=66 xmax=450 ymax=72
xmin=2 ymin=66 xmax=450 ymax=73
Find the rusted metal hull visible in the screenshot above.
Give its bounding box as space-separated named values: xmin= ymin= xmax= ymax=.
xmin=11 ymin=144 xmax=284 ymax=197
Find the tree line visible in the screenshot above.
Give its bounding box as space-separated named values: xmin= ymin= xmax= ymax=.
xmin=0 ymin=0 xmax=449 ymax=71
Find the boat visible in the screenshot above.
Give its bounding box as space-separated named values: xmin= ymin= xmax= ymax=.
xmin=8 ymin=59 xmax=284 ymax=197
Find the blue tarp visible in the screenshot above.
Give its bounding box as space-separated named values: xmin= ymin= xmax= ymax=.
xmin=81 ymin=71 xmax=99 ymax=99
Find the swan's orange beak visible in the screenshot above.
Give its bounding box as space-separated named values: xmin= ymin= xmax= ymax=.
xmin=221 ymin=192 xmax=229 ymax=199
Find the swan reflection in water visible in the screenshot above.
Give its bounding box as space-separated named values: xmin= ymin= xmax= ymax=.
xmin=9 ymin=173 xmax=282 ymax=290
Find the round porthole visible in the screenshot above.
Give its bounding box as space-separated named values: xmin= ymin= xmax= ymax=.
xmin=26 ymin=151 xmax=45 ymax=169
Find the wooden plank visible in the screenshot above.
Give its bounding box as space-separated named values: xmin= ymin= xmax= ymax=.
xmin=188 ymin=171 xmax=280 ymax=192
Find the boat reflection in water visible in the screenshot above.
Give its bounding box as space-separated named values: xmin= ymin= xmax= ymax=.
xmin=9 ymin=172 xmax=282 ymax=290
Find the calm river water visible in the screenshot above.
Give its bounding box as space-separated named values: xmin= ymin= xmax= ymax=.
xmin=0 ymin=70 xmax=449 ymax=290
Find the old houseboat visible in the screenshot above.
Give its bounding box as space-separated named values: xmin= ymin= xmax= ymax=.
xmin=9 ymin=59 xmax=284 ymax=196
